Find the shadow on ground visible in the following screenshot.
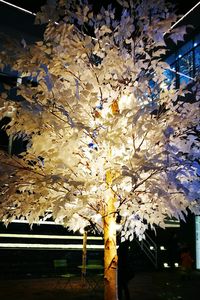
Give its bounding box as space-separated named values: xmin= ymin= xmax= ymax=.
xmin=0 ymin=270 xmax=199 ymax=300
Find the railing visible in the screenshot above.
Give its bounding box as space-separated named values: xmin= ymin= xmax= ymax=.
xmin=136 ymin=233 xmax=158 ymax=268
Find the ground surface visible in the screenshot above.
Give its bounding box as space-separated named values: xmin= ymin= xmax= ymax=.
xmin=0 ymin=269 xmax=199 ymax=300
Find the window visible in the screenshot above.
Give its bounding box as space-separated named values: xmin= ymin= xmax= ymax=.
xmin=195 ymin=216 xmax=200 ymax=270
xmin=165 ymin=35 xmax=200 ymax=88
xmin=194 ymin=45 xmax=200 ymax=76
xmin=179 ymin=51 xmax=194 ymax=85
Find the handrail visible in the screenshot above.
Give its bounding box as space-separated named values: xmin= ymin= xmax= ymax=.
xmin=136 ymin=232 xmax=158 ymax=268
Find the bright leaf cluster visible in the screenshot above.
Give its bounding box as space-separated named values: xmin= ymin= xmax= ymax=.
xmin=0 ymin=0 xmax=199 ymax=240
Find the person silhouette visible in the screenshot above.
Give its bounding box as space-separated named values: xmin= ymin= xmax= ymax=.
xmin=117 ymin=240 xmax=133 ymax=300
xmin=180 ymin=246 xmax=194 ymax=280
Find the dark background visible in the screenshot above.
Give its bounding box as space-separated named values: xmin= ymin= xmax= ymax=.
xmin=3 ymin=0 xmax=200 ymax=15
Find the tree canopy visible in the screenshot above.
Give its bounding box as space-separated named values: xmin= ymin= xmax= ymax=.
xmin=0 ymin=0 xmax=200 ymax=241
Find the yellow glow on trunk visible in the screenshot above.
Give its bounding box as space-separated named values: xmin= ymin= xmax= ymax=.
xmin=104 ymin=193 xmax=118 ymax=300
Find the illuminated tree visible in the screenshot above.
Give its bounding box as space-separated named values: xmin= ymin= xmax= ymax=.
xmin=0 ymin=1 xmax=200 ymax=299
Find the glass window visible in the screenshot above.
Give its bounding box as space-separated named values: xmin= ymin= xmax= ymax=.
xmin=195 ymin=216 xmax=200 ymax=270
xmin=179 ymin=51 xmax=194 ymax=85
xmin=179 ymin=40 xmax=193 ymax=57
xmin=163 ymin=63 xmax=176 ymax=87
xmin=195 ymin=45 xmax=200 ymax=76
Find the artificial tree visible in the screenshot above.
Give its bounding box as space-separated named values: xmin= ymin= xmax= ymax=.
xmin=0 ymin=1 xmax=200 ymax=299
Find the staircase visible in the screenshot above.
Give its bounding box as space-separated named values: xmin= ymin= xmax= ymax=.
xmin=133 ymin=233 xmax=158 ymax=270
xmin=138 ymin=233 xmax=158 ymax=268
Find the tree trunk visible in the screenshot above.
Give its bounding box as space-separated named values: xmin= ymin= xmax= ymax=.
xmin=104 ymin=196 xmax=118 ymax=300
xmin=81 ymin=230 xmax=87 ymax=280
xmin=8 ymin=135 xmax=13 ymax=155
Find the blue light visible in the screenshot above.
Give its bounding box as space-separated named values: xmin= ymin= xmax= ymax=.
xmin=88 ymin=143 xmax=98 ymax=150
xmin=96 ymin=103 xmax=103 ymax=110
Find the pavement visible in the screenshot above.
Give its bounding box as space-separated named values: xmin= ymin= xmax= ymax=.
xmin=0 ymin=269 xmax=199 ymax=300
xmin=131 ymin=269 xmax=200 ymax=300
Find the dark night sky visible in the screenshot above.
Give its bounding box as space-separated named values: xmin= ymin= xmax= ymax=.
xmin=3 ymin=0 xmax=200 ymax=15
